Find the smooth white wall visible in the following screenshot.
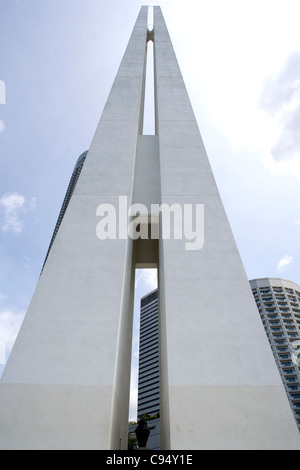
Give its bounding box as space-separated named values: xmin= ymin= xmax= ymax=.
xmin=154 ymin=6 xmax=300 ymax=450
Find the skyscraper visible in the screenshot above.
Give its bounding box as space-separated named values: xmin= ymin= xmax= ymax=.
xmin=129 ymin=287 xmax=161 ymax=450
xmin=250 ymin=278 xmax=300 ymax=431
xmin=138 ymin=289 xmax=160 ymax=419
xmin=0 ymin=6 xmax=299 ymax=450
xmin=42 ymin=150 xmax=88 ymax=271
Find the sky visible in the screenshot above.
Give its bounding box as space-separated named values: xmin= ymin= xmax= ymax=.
xmin=0 ymin=0 xmax=300 ymax=420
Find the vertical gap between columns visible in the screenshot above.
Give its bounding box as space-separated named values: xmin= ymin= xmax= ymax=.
xmin=129 ymin=268 xmax=159 ymax=449
xmin=142 ymin=41 xmax=155 ymax=136
xmin=148 ymin=5 xmax=154 ymax=31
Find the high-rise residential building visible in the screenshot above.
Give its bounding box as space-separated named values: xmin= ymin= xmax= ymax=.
xmin=250 ymin=278 xmax=300 ymax=431
xmin=0 ymin=6 xmax=299 ymax=450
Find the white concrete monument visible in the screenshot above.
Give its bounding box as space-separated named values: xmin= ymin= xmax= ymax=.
xmin=0 ymin=6 xmax=299 ymax=450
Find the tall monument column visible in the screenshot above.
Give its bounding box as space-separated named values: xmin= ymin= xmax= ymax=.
xmin=0 ymin=6 xmax=299 ymax=450
xmin=153 ymin=6 xmax=300 ymax=449
xmin=0 ymin=6 xmax=149 ymax=450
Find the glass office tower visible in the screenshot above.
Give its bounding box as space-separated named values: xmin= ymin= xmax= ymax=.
xmin=138 ymin=289 xmax=160 ymax=418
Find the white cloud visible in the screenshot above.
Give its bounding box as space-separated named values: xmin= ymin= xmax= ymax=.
xmin=0 ymin=120 xmax=5 ymax=133
xmin=135 ymin=269 xmax=157 ymax=291
xmin=262 ymin=150 xmax=300 ymax=182
xmin=0 ymin=310 xmax=25 ymax=365
xmin=258 ymin=51 xmax=300 ymax=181
xmin=277 ymin=254 xmax=293 ymax=272
xmin=0 ymin=192 xmax=36 ymax=233
xmin=0 ymin=192 xmax=25 ymax=233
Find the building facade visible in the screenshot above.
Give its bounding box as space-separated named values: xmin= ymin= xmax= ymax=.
xmin=138 ymin=289 xmax=160 ymax=418
xmin=250 ymin=278 xmax=300 ymax=431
